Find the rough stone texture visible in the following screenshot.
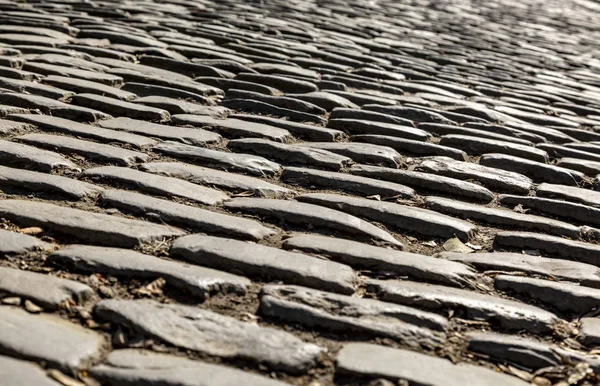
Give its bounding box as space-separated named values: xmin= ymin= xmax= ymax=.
xmin=441 ymin=252 xmax=600 ymax=288
xmin=223 ymin=197 xmax=402 ymax=246
xmin=368 ymin=279 xmax=559 ymax=333
xmin=336 ymin=343 xmax=529 ymax=386
xmin=579 ymin=318 xmax=600 ymax=346
xmin=0 ymin=306 xmax=105 ymax=373
xmin=0 ymin=355 xmax=62 ymax=386
xmin=171 ymin=234 xmax=357 ymax=294
xmin=140 ymin=162 xmax=292 ymax=198
xmin=536 ymin=183 xmax=600 ymax=207
xmin=0 ymin=200 xmax=185 ymax=247
xmin=261 ymin=284 xmax=446 ymax=348
xmin=71 ymin=93 xmax=170 ymax=122
xmin=295 ymin=142 xmax=401 ymax=168
xmin=94 ymin=299 xmax=322 ymax=373
xmin=90 ymin=350 xmax=289 ymax=386
xmin=172 ymin=115 xmax=292 ymax=142
xmin=0 ymin=140 xmax=79 ymax=172
xmin=283 ymin=234 xmax=476 ymax=287
xmin=0 ymin=266 xmax=92 ymax=309
xmin=83 ymin=166 xmax=229 ymax=206
xmin=49 ymin=244 xmax=250 ymax=299
xmin=353 ymin=134 xmax=468 ymax=161
xmin=298 ymin=193 xmax=477 ymax=241
xmin=0 ymin=229 xmax=54 ymax=254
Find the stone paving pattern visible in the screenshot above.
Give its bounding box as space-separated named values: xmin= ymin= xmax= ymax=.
xmin=2 ymin=0 xmax=600 ymax=385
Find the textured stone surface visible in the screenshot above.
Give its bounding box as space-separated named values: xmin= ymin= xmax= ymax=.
xmin=369 ymin=279 xmax=559 ymax=333
xmin=0 ymin=140 xmax=79 ymax=172
xmin=49 ymin=245 xmax=250 ymax=299
xmin=94 ymin=299 xmax=322 ymax=372
xmin=0 ymin=306 xmax=105 ymax=373
xmin=336 ymin=343 xmax=528 ymax=386
xmin=171 ymin=234 xmax=357 ymax=294
xmin=172 ymin=115 xmax=291 ymax=142
xmin=90 ymin=350 xmax=289 ymax=386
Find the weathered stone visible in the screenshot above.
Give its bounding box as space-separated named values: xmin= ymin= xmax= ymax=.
xmin=351 ymin=164 xmax=494 ymax=202
xmin=441 ymin=252 xmax=600 ymax=288
xmin=368 ymin=279 xmax=559 ymax=333
xmin=224 ymin=197 xmax=402 ymax=246
xmin=330 ymin=107 xmax=414 ymax=127
xmin=139 ymin=55 xmax=236 ymax=78
xmin=415 ymin=157 xmax=533 ymax=194
xmin=0 ymin=200 xmax=184 ymax=247
xmin=83 ymin=166 xmax=229 ymax=206
xmin=0 ymin=92 xmax=111 ymax=122
xmin=17 ymin=134 xmax=148 ymax=166
xmin=261 ymin=284 xmax=446 ymax=347
xmin=111 ymin=68 xmax=222 ymax=97
xmin=536 ymin=183 xmax=600 ymax=207
xmin=226 ymin=89 xmax=326 ymax=115
xmin=0 ymin=140 xmax=79 ymax=172
xmin=90 ymin=349 xmax=288 ymax=386
xmin=121 ymin=82 xmax=211 ymax=103
xmin=222 ymin=98 xmax=327 ymax=124
xmin=140 ymin=162 xmax=291 ymax=198
xmin=336 ymin=343 xmax=528 ymax=386
xmin=94 ymin=299 xmax=322 ymax=373
xmin=480 ymin=153 xmax=583 ymax=185
xmin=195 ymin=77 xmax=279 ymax=95
xmin=419 ymin=123 xmax=534 ymax=145
xmin=495 ymin=275 xmax=600 ymax=313
xmin=171 ymin=234 xmax=357 ymax=294
xmin=353 ymin=135 xmax=468 ymax=160
xmin=172 ymin=115 xmax=291 ymax=142
xmin=494 ymin=231 xmax=600 ymax=266
xmin=153 ymin=141 xmax=281 ymax=177
xmin=0 ymin=355 xmax=62 ymax=386
xmin=468 ymin=332 xmax=592 ymax=371
xmin=0 ymin=76 xmax=74 ymax=99
xmin=281 ymin=167 xmax=415 ymax=198
xmin=0 ymin=266 xmax=92 ymax=310
xmin=229 ymin=114 xmax=345 ymax=142
xmin=71 ymin=93 xmax=170 ymax=122
xmin=133 ymin=96 xmax=229 ymax=116
xmin=100 ymin=189 xmax=274 ymax=240
xmin=328 ymin=118 xmax=431 ymax=141
xmin=43 ymin=75 xmax=136 ymax=100
xmin=0 ymin=306 xmax=104 ymax=373
xmin=296 ymin=142 xmax=400 ymax=167
xmin=235 ymin=72 xmax=318 ymax=93
xmin=298 ymin=193 xmax=477 ymax=241
xmin=228 ymin=138 xmax=352 ymax=170
xmin=0 ymin=119 xmax=30 ymax=135
xmin=579 ymin=318 xmax=600 ymax=346
xmin=537 ymin=143 xmax=600 ymax=162
xmin=285 ymin=91 xmax=357 ymax=111
xmin=557 ymin=158 xmax=600 ymax=176
xmin=49 ymin=244 xmax=250 ymax=299
xmin=0 ymin=229 xmax=53 ymax=254
xmin=7 ymin=114 xmax=157 ymax=148
xmin=499 ymin=194 xmax=600 ymax=227
xmin=440 ymin=135 xmax=549 ymax=162
xmin=283 ymin=234 xmax=476 ymax=287
xmin=426 ymin=196 xmax=580 ymax=237
xmin=23 ymin=62 xmax=123 ymax=86
xmin=364 ymin=104 xmax=456 ymax=125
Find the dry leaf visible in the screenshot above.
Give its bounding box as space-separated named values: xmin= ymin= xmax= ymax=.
xmin=20 ymin=227 xmax=43 ymax=235
xmin=443 ymin=237 xmax=474 ymax=253
xmin=135 ymin=277 xmax=166 ymax=296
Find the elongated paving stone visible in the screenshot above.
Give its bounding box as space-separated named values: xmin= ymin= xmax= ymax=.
xmin=298 ymin=193 xmax=477 ymax=241
xmin=351 ymin=164 xmax=494 ymax=202
xmin=98 ymin=117 xmax=222 ymax=146
xmin=495 ymin=275 xmax=600 ymax=314
xmin=0 ymin=229 xmax=53 ymax=254
xmin=536 ymin=183 xmax=600 ymax=207
xmin=172 ymin=115 xmax=292 ymax=142
xmin=94 ymin=299 xmax=322 ymax=373
xmin=426 ymin=196 xmax=580 ymax=237
xmin=49 ymin=245 xmax=250 ymax=299
xmin=223 ymin=197 xmax=401 ymax=246
xmin=353 ymin=134 xmax=468 ymax=160
xmin=0 ymin=355 xmax=62 ymax=386
xmin=283 ymin=234 xmax=476 ymax=287
xmin=83 ymin=166 xmax=229 ymax=206
xmin=294 ymin=142 xmax=401 ymax=168
xmin=440 ymin=134 xmax=549 ymax=162
xmin=228 ymin=138 xmax=352 ymax=170
xmin=281 ymin=167 xmax=415 ymax=198
xmin=101 ymin=189 xmax=274 ymax=240
xmin=90 ymin=350 xmax=289 ymax=386
xmin=494 ymin=231 xmax=600 ymax=266
xmin=0 ymin=165 xmax=102 ymax=199
xmin=480 ymin=153 xmax=583 ymax=185
xmin=0 ymin=200 xmax=184 ymax=247
xmin=0 ymin=266 xmax=92 ymax=309
xmin=440 ymin=252 xmax=600 ymax=288
xmin=140 ymin=162 xmax=292 ymax=198
xmin=7 ymin=114 xmax=157 ymax=148
xmin=17 ymin=134 xmax=148 ymax=166
xmin=171 ymin=234 xmax=357 ymax=294
xmin=71 ymin=93 xmax=170 ymax=122
xmin=230 ymin=114 xmax=345 ymax=142
xmin=336 ymin=343 xmax=528 ymax=386
xmin=0 ymin=307 xmax=105 ymax=373
xmin=368 ymin=279 xmax=560 ymax=333
xmin=328 ymin=118 xmax=431 ymax=141
xmin=499 ymin=195 xmax=600 ymax=227
xmin=0 ymin=140 xmax=79 ymax=172
xmin=153 ymin=141 xmax=281 ymax=177
xmin=415 ymin=156 xmax=533 ymax=194
xmin=261 ymin=284 xmax=446 ymax=348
